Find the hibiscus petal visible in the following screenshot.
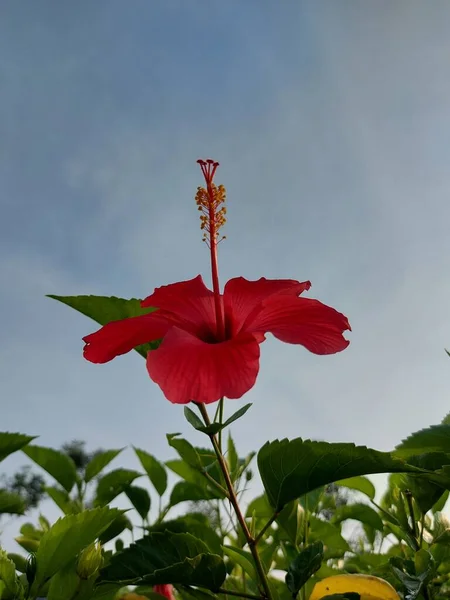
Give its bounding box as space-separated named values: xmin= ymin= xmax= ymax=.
xmin=146 ymin=327 xmax=260 ymax=404
xmin=141 ymin=275 xmax=218 ymax=339
xmin=249 ymin=296 xmax=350 ymax=354
xmin=223 ymin=277 xmax=311 ymax=336
xmin=83 ymin=314 xmax=170 ymax=363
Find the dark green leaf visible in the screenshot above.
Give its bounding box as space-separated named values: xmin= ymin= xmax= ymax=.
xmin=33 ymin=507 xmax=121 ymax=590
xmin=99 ymin=513 xmax=133 ymax=544
xmin=99 ymin=531 xmax=226 ymax=590
xmin=85 ymin=449 xmax=124 ymax=483
xmin=125 ymin=485 xmax=151 ymax=520
xmin=169 ymin=481 xmax=217 ymax=506
xmin=0 ymin=490 xmax=25 ymax=514
xmin=285 ymin=541 xmax=323 ymax=598
xmin=258 ymin=438 xmax=423 ymax=510
xmin=135 ymin=447 xmax=168 ymax=496
xmin=400 ymin=452 xmax=450 ymax=513
xmin=246 ymin=494 xmax=273 ymax=519
xmin=146 ymin=515 xmax=222 ymax=556
xmin=47 ymin=563 xmax=80 ymax=600
xmin=335 ymin=476 xmax=375 ymax=500
xmin=95 ymin=469 xmax=142 ymax=505
xmin=167 ymin=434 xmax=203 ymax=471
xmin=22 ymin=445 xmax=78 ymax=492
xmin=308 ymin=516 xmax=350 ymax=558
xmin=0 ymin=432 xmax=36 ymax=462
xmin=332 ymin=503 xmax=383 ymax=532
xmin=394 ymin=424 xmax=450 ymax=458
xmin=48 ymin=294 xmax=161 ymax=357
xmin=165 ymin=459 xmax=205 ymax=486
xmin=184 ymin=407 xmax=208 ymax=431
xmin=222 ymin=403 xmax=252 ymax=428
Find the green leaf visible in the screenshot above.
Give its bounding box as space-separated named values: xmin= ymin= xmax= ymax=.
xmin=258 ymin=438 xmax=423 ymax=510
xmin=48 ymin=295 xmax=160 ymax=358
xmin=167 ymin=434 xmax=203 ymax=471
xmin=0 ymin=549 xmax=21 ymax=596
xmin=394 ymin=424 xmax=450 ymax=458
xmin=0 ymin=432 xmax=36 ymax=462
xmin=99 ymin=513 xmax=133 ymax=544
xmin=134 ymin=448 xmax=167 ymax=496
xmin=222 ymin=403 xmax=253 ymax=428
xmin=308 ymin=516 xmax=350 ymax=558
xmin=125 ymin=486 xmax=151 ymax=520
xmin=276 ymin=501 xmax=303 ymax=546
xmin=47 ymin=562 xmax=81 ymax=600
xmin=22 ymin=445 xmax=78 ymax=493
xmin=335 ymin=476 xmax=375 ymax=500
xmin=45 ymin=487 xmax=72 ymax=514
xmin=147 ymin=516 xmax=222 ymax=556
xmin=222 ymin=546 xmax=257 ymax=581
xmin=227 ymin=434 xmax=239 ymax=478
xmin=85 ymin=449 xmax=124 ymax=483
xmin=7 ymin=553 xmax=28 ymax=573
xmin=99 ymin=531 xmax=226 ymax=590
xmin=285 ymin=541 xmax=323 ymax=598
xmin=165 ymin=459 xmax=205 ymax=486
xmin=33 ymin=507 xmax=121 ymax=590
xmin=169 ymin=481 xmax=217 ymax=506
xmin=0 ymin=490 xmax=26 ymax=515
xmin=95 ymin=469 xmax=142 ymax=505
xmin=332 ymin=503 xmax=383 ymax=532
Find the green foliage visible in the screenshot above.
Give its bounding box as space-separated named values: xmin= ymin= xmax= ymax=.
xmin=0 ymin=433 xmax=36 ymax=463
xmin=125 ymin=485 xmax=151 ymax=520
xmin=0 ymin=490 xmax=26 ymax=515
xmin=22 ymin=445 xmax=78 ymax=493
xmin=94 ymin=469 xmax=142 ymax=505
xmin=48 ymin=294 xmax=161 ymax=357
xmin=99 ymin=531 xmax=226 ymax=590
xmin=184 ymin=404 xmax=252 ymax=435
xmin=394 ymin=424 xmax=450 ymax=458
xmin=134 ymin=447 xmax=168 ymax=496
xmin=84 ymin=449 xmax=124 ymax=483
xmin=258 ymin=438 xmax=422 ymax=510
xmin=285 ymin=542 xmax=324 ymax=598
xmin=146 ymin=514 xmax=223 ymax=556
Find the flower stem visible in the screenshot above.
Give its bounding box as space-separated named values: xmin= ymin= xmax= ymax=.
xmin=197 ymin=403 xmax=273 ymax=600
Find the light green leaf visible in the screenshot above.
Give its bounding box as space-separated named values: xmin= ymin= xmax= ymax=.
xmin=223 ymin=546 xmax=256 ymax=581
xmin=33 ymin=507 xmax=121 ymax=590
xmin=335 ymin=476 xmax=375 ymax=500
xmin=169 ymin=482 xmax=217 ymax=507
xmin=48 ymin=295 xmax=160 ymax=358
xmin=23 ymin=445 xmax=78 ymax=492
xmin=0 ymin=490 xmax=25 ymax=515
xmin=258 ymin=438 xmax=423 ymax=510
xmin=45 ymin=487 xmax=72 ymax=514
xmin=332 ymin=503 xmax=383 ymax=532
xmin=0 ymin=432 xmax=36 ymax=462
xmin=99 ymin=531 xmax=226 ymax=590
xmin=134 ymin=448 xmax=167 ymax=496
xmin=0 ymin=549 xmax=21 ymax=596
xmin=47 ymin=563 xmax=81 ymax=600
xmin=166 ymin=434 xmax=203 ymax=471
xmin=85 ymin=449 xmax=124 ymax=483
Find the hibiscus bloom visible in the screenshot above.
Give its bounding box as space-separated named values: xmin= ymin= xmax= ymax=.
xmin=83 ymin=275 xmax=350 ymax=405
xmin=153 ymin=585 xmax=176 ymax=600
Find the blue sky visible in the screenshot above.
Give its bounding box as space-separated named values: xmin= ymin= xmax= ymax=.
xmin=1 ymin=1 xmax=450 ymax=548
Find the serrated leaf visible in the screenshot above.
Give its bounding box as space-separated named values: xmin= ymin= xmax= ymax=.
xmin=85 ymin=448 xmax=124 ymax=483
xmin=258 ymin=438 xmax=423 ymax=510
xmin=23 ymin=445 xmax=78 ymax=492
xmin=0 ymin=432 xmax=36 ymax=462
xmin=33 ymin=507 xmax=121 ymax=590
xmin=48 ymin=294 xmax=161 ymax=358
xmin=99 ymin=531 xmax=226 ymax=590
xmin=125 ymin=485 xmax=151 ymax=520
xmin=134 ymin=448 xmax=167 ymax=496
xmin=286 ymin=541 xmax=323 ymax=597
xmin=0 ymin=490 xmax=26 ymax=515
xmin=332 ymin=503 xmax=383 ymax=532
xmin=147 ymin=516 xmax=222 ymax=556
xmin=394 ymin=424 xmax=450 ymax=458
xmin=0 ymin=549 xmax=20 ymax=596
xmin=95 ymin=469 xmax=142 ymax=505
xmin=336 ymin=476 xmax=375 ymax=500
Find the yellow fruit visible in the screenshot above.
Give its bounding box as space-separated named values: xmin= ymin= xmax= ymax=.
xmin=309 ymin=574 xmax=400 ymax=600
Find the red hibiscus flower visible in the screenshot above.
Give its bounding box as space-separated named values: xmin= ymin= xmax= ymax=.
xmin=82 ymin=160 xmax=350 ymax=404
xmin=153 ymin=585 xmax=175 ymax=600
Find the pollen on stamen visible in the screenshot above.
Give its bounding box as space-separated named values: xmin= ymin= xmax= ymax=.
xmin=195 ymin=159 xmax=227 ymax=247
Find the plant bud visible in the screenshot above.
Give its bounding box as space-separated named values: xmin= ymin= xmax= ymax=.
xmin=77 ymin=542 xmax=103 ymax=580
